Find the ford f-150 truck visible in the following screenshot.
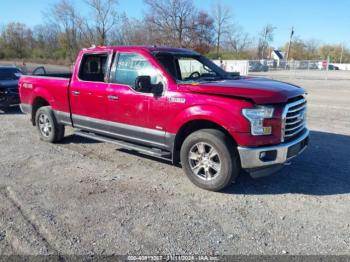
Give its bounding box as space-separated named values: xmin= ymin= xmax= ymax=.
xmin=19 ymin=46 xmax=309 ymax=191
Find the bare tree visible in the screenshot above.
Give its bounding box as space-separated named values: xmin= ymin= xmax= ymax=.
xmin=189 ymin=11 xmax=214 ymax=53
xmin=258 ymin=24 xmax=275 ymax=59
xmin=84 ymin=0 xmax=119 ymax=45
xmin=225 ymin=26 xmax=252 ymax=53
xmin=110 ymin=14 xmax=150 ymax=45
xmin=304 ymin=40 xmax=319 ymax=59
xmin=213 ymin=0 xmax=232 ymax=58
xmin=144 ymin=0 xmax=197 ymax=47
xmin=0 ymin=22 xmax=33 ymax=58
xmin=48 ymin=0 xmax=79 ymax=62
xmin=33 ymin=24 xmax=61 ymax=58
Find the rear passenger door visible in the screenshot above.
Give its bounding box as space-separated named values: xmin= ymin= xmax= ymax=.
xmin=70 ymin=51 xmax=112 ymax=128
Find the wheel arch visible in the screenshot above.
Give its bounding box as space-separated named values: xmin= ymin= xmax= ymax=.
xmin=31 ymin=96 xmax=50 ymax=125
xmin=172 ymin=119 xmax=237 ymax=164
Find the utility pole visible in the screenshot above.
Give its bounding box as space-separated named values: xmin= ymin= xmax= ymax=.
xmin=285 ymin=27 xmax=294 ymax=61
xmin=262 ymin=27 xmax=268 ymax=59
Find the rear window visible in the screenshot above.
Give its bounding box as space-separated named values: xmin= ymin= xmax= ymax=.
xmin=78 ymin=53 xmax=108 ymax=82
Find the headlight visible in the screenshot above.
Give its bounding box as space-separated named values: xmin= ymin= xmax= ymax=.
xmin=242 ymin=106 xmax=274 ymax=136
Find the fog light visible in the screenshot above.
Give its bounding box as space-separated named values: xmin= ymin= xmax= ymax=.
xmin=259 ymin=150 xmax=277 ymax=162
xmin=259 ymin=152 xmax=267 ymax=159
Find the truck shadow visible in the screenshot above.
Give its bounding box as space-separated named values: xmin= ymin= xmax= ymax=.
xmin=116 ymin=148 xmax=176 ymax=166
xmin=62 ymin=134 xmax=102 ymax=144
xmin=224 ymin=130 xmax=350 ymax=196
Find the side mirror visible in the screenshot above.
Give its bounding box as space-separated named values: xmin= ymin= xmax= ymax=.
xmin=135 ymin=75 xmax=152 ymax=92
xmin=151 ymin=82 xmax=164 ymax=96
xmin=135 ymin=75 xmax=164 ymax=96
xmin=32 ymin=66 xmax=46 ymax=76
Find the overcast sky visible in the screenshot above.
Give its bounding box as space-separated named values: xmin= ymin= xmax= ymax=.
xmin=0 ymin=0 xmax=349 ymax=48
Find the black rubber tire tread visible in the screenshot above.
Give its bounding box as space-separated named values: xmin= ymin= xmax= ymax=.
xmin=35 ymin=106 xmax=65 ymax=143
xmin=180 ymin=129 xmax=239 ymax=191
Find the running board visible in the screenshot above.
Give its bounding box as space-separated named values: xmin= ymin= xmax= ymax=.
xmin=75 ymin=130 xmax=172 ymax=160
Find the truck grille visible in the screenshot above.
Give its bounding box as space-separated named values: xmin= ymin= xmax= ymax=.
xmin=9 ymin=87 xmax=19 ymax=94
xmin=282 ymin=96 xmax=307 ymax=142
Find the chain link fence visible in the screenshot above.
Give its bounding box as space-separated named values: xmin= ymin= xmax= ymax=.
xmin=216 ymin=59 xmax=350 ymax=80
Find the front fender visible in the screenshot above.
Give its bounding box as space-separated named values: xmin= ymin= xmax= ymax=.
xmin=167 ymin=104 xmax=250 ymax=135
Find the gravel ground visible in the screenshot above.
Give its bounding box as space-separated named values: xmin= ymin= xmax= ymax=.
xmin=0 ymin=75 xmax=349 ymax=256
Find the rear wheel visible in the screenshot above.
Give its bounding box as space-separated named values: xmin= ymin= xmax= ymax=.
xmin=35 ymin=106 xmax=65 ymax=143
xmin=180 ymin=129 xmax=239 ymax=191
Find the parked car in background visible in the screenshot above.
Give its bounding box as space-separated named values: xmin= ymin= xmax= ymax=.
xmin=328 ymin=64 xmax=339 ymax=70
xmin=0 ymin=65 xmax=23 ymax=110
xmin=248 ymin=61 xmax=269 ymax=72
xmin=19 ymin=46 xmax=309 ymax=191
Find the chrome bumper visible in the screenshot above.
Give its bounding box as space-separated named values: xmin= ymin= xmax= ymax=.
xmin=238 ymin=129 xmax=309 ymax=169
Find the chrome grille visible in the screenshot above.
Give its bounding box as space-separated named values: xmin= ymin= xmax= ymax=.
xmin=282 ymin=97 xmax=307 ymax=142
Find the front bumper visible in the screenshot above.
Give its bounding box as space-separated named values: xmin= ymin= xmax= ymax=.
xmin=0 ymin=91 xmax=20 ymax=108
xmin=238 ymin=129 xmax=309 ymax=171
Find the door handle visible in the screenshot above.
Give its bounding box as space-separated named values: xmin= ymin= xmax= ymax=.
xmin=108 ymin=95 xmax=119 ymax=101
xmin=72 ymin=91 xmax=80 ymax=96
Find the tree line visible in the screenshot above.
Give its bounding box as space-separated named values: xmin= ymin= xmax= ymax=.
xmin=0 ymin=0 xmax=349 ymax=64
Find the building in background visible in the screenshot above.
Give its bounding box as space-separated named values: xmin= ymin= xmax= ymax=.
xmin=271 ymin=50 xmax=285 ymax=67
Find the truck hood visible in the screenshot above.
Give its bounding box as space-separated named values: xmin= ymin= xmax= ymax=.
xmin=183 ymin=77 xmax=305 ymax=104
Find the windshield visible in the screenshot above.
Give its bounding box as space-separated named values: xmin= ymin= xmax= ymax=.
xmin=154 ymin=52 xmax=235 ymax=83
xmin=0 ymin=68 xmax=22 ymax=80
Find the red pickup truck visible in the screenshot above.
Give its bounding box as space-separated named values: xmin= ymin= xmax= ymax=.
xmin=19 ymin=46 xmax=309 ymax=191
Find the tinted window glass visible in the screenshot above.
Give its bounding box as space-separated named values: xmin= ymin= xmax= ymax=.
xmin=79 ymin=54 xmax=108 ymax=82
xmin=32 ymin=67 xmax=46 ymax=76
xmin=178 ymin=57 xmax=217 ymax=80
xmin=154 ymin=53 xmax=227 ymax=83
xmin=112 ymin=53 xmax=161 ymax=90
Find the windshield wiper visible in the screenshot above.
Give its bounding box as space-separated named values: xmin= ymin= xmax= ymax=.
xmin=198 ymin=76 xmax=225 ymax=82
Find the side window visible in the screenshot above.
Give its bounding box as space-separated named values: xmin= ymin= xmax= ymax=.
xmin=79 ymin=53 xmax=108 ymax=82
xmin=112 ymin=53 xmax=162 ymax=92
xmin=178 ymin=57 xmax=216 ymax=80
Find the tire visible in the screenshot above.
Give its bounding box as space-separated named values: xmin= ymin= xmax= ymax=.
xmin=35 ymin=106 xmax=65 ymax=143
xmin=180 ymin=129 xmax=239 ymax=191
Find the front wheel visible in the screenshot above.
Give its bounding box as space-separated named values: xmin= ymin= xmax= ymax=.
xmin=180 ymin=129 xmax=239 ymax=191
xmin=35 ymin=106 xmax=65 ymax=143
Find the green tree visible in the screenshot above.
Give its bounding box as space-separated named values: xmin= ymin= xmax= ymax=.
xmin=0 ymin=22 xmax=33 ymax=59
xmin=319 ymin=44 xmax=343 ymax=63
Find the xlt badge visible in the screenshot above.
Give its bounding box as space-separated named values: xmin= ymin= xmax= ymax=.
xmin=169 ymin=97 xmax=186 ymax=104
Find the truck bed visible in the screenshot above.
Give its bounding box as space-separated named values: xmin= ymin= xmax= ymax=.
xmin=33 ymin=73 xmax=72 ymax=78
xmin=19 ymin=75 xmax=71 ymax=115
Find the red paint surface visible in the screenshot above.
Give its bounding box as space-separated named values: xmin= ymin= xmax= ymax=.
xmin=19 ymin=46 xmax=306 ymax=147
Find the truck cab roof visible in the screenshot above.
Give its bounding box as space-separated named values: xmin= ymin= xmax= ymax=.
xmin=82 ymin=45 xmax=199 ymax=55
